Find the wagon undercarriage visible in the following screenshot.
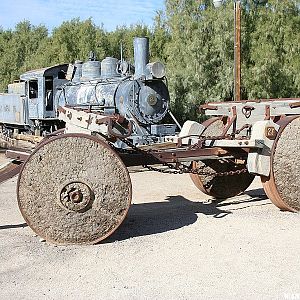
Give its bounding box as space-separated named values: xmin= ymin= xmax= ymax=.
xmin=1 ymin=97 xmax=300 ymax=244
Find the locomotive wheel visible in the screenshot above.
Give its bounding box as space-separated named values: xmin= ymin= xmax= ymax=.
xmin=17 ymin=133 xmax=132 ymax=245
xmin=190 ymin=117 xmax=254 ymax=199
xmin=261 ymin=116 xmax=300 ymax=212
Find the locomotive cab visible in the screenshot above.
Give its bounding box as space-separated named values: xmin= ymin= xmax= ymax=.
xmin=20 ymin=64 xmax=69 ymax=121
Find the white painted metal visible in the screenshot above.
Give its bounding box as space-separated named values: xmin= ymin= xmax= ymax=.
xmin=247 ymin=120 xmax=280 ymax=176
xmin=58 ymin=107 xmax=108 ymax=136
xmin=179 ymin=121 xmax=205 ymax=145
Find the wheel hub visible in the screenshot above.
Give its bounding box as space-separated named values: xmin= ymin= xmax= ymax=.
xmin=59 ymin=181 xmax=93 ymax=212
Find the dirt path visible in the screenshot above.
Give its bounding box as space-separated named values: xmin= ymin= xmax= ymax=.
xmin=0 ymin=157 xmax=300 ymax=299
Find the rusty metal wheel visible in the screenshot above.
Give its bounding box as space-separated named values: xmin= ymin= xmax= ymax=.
xmin=17 ymin=133 xmax=132 ymax=245
xmin=190 ymin=117 xmax=254 ymax=199
xmin=261 ymin=116 xmax=300 ymax=212
xmin=190 ymin=159 xmax=254 ymax=199
xmin=201 ymin=117 xmax=226 ymax=137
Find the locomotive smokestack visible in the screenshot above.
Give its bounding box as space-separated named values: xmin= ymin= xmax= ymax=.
xmin=134 ymin=37 xmax=149 ymax=79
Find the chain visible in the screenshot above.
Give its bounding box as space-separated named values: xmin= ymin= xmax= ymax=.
xmin=144 ymin=160 xmax=248 ymax=177
xmin=109 ymin=137 xmax=248 ymax=178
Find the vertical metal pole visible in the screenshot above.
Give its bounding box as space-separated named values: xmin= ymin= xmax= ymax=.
xmin=120 ymin=42 xmax=123 ymax=62
xmin=234 ymin=0 xmax=241 ymax=101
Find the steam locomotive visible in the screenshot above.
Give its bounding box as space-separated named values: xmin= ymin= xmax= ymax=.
xmin=0 ymin=37 xmax=176 ymax=147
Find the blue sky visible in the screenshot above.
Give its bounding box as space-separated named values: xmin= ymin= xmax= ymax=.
xmin=0 ymin=0 xmax=165 ymax=32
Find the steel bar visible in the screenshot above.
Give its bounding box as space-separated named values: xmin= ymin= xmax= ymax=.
xmin=0 ymin=161 xmax=23 ymax=184
xmin=5 ymin=150 xmax=30 ymax=162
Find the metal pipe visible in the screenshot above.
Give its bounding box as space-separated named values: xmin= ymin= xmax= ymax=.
xmin=133 ymin=37 xmax=149 ymax=79
xmin=168 ymin=110 xmax=182 ymax=130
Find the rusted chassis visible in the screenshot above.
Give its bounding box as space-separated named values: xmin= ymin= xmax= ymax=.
xmin=2 ymin=137 xmax=247 ymax=171
xmin=120 ymin=147 xmax=246 ymax=167
xmin=1 ymin=102 xmax=300 ymax=245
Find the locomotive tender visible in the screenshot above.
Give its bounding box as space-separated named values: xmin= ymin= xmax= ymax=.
xmin=1 ymin=37 xmax=300 ymax=246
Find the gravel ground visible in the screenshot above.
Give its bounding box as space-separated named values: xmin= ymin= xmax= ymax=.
xmin=0 ymin=154 xmax=300 ymax=300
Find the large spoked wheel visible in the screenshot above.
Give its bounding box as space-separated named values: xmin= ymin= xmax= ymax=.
xmin=261 ymin=116 xmax=300 ymax=212
xmin=17 ymin=134 xmax=132 ymax=245
xmin=190 ymin=117 xmax=254 ymax=199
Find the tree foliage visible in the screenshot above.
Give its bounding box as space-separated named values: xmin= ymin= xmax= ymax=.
xmin=163 ymin=0 xmax=300 ymax=121
xmin=0 ymin=21 xmax=48 ymax=90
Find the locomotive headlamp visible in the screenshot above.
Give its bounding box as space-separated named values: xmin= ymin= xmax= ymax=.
xmin=146 ymin=62 xmax=166 ymax=79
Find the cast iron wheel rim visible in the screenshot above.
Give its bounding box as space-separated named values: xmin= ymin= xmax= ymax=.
xmin=17 ymin=133 xmax=132 ymax=245
xmin=261 ymin=116 xmax=300 ymax=212
xmin=201 ymin=117 xmax=226 ymax=137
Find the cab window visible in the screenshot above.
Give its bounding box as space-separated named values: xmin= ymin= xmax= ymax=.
xmin=29 ymin=80 xmax=38 ymax=99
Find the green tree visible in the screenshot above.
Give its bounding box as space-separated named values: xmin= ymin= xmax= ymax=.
xmin=0 ymin=21 xmax=48 ymax=91
xmin=163 ymin=0 xmax=300 ymax=121
xmin=106 ymin=24 xmax=151 ymax=63
xmin=45 ymin=18 xmax=107 ymax=63
xmin=151 ymin=10 xmax=171 ymax=62
xmin=243 ymin=0 xmax=300 ymax=98
xmin=164 ymin=0 xmax=235 ymax=121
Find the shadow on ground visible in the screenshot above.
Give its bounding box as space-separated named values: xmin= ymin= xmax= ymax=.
xmin=0 ymin=223 xmax=28 ymax=230
xmin=217 ymin=188 xmax=269 ymax=211
xmin=106 ymin=190 xmax=269 ymax=243
xmin=0 ymin=188 xmax=268 ymax=242
xmin=245 ymin=187 xmax=267 ymax=199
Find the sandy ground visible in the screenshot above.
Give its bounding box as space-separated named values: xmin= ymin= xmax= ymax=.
xmin=0 ymin=153 xmax=300 ymax=300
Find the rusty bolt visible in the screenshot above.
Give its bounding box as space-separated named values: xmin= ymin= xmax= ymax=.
xmin=69 ymin=190 xmax=83 ymax=203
